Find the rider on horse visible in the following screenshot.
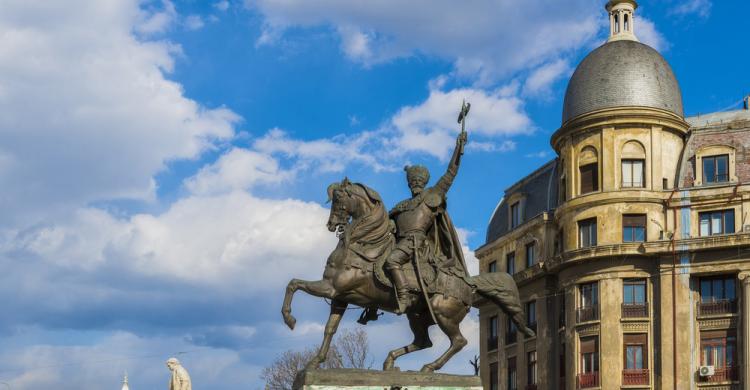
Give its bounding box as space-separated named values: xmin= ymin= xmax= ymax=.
xmin=386 ymin=130 xmax=469 ymax=313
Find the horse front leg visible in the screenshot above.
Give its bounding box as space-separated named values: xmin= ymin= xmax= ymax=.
xmin=306 ymin=299 xmax=348 ymax=370
xmin=281 ymin=278 xmax=336 ymax=330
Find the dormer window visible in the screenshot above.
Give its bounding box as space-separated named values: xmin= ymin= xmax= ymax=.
xmin=703 ymin=154 xmax=729 ymax=184
xmin=511 ymin=201 xmax=522 ymax=228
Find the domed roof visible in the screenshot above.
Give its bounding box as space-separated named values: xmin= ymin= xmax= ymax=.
xmin=562 ymin=40 xmax=683 ymax=124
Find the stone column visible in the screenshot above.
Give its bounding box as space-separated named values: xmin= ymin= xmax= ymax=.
xmin=739 ymin=272 xmax=750 ymax=389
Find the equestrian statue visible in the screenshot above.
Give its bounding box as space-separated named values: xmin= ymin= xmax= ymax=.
xmin=281 ymin=101 xmax=534 ymax=373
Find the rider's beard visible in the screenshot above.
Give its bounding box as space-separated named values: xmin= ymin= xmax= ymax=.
xmin=410 ymin=186 xmax=424 ymax=196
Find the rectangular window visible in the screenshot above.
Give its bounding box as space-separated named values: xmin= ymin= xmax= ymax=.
xmin=699 ymin=276 xmax=737 ymax=315
xmin=700 ymin=332 xmax=738 ymax=382
xmin=580 ymin=337 xmax=599 ymax=373
xmin=488 ymin=315 xmax=498 ymax=351
xmin=623 ymin=334 xmax=648 ymax=369
xmin=622 ymin=214 xmax=646 ymax=242
xmin=527 ymin=351 xmax=538 ymax=385
xmin=488 ymin=261 xmax=497 ymax=273
xmin=578 ymin=282 xmax=599 ymax=322
xmin=699 ymin=209 xmax=735 ymax=236
xmin=622 ymin=159 xmax=645 ymax=188
xmin=703 ymin=154 xmax=729 ymax=184
xmin=506 ymin=252 xmax=516 ymax=275
xmin=580 ymin=163 xmax=599 ymax=194
xmin=526 ymin=301 xmax=537 ymax=332
xmin=511 ymin=202 xmax=522 ymax=228
xmin=525 ymin=242 xmax=536 ymax=267
xmin=579 ymin=218 xmax=597 ymax=248
xmin=489 ymin=362 xmax=498 ymax=390
xmin=507 ymin=357 xmax=517 ymax=390
xmin=623 ymin=279 xmax=646 ymax=304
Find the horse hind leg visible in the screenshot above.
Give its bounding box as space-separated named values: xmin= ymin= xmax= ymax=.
xmin=281 ymin=278 xmax=335 ymax=330
xmin=306 ymin=299 xmax=348 ymax=370
xmin=382 ymin=313 xmax=432 ymax=371
xmin=421 ymin=296 xmax=469 ymax=373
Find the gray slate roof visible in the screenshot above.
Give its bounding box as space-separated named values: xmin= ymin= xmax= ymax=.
xmin=562 ymin=40 xmax=684 ymax=123
xmin=485 ymin=159 xmax=559 ymax=245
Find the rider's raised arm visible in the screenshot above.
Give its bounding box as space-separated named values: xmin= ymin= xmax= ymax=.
xmin=434 ymin=132 xmax=467 ymax=195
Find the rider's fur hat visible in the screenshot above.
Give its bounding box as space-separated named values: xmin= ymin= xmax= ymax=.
xmin=404 ymin=165 xmax=430 ymax=184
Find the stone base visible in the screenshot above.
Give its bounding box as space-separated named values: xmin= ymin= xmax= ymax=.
xmin=293 ymin=368 xmax=482 ymax=390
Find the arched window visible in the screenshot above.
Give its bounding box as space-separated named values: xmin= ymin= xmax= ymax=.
xmin=621 ymin=141 xmax=646 ymax=188
xmin=579 ymin=146 xmax=599 ymax=194
xmin=624 ymin=13 xmax=629 ymax=31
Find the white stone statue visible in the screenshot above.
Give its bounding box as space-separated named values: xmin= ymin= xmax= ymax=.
xmin=166 ymin=357 xmax=192 ymax=390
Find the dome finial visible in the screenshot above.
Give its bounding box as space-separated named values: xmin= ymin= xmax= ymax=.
xmin=121 ymin=371 xmax=130 ymax=390
xmin=606 ymin=0 xmax=639 ymax=43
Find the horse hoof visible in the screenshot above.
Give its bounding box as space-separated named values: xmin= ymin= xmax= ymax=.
xmin=283 ymin=314 xmax=296 ymax=330
xmin=420 ymin=364 xmax=436 ymax=373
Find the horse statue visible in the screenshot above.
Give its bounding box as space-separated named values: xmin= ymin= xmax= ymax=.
xmin=281 ymin=178 xmax=534 ymax=372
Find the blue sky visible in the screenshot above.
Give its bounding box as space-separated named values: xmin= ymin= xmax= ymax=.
xmin=0 ymin=0 xmax=746 ymax=388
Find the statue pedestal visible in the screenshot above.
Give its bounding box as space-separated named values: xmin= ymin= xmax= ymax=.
xmin=293 ymin=369 xmax=482 ymax=390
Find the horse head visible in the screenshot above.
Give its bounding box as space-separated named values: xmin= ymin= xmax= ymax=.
xmin=326 ymin=177 xmax=383 ymax=233
xmin=326 ymin=177 xmax=356 ymax=233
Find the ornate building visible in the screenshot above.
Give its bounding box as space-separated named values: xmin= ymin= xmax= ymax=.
xmin=476 ymin=1 xmax=750 ymax=389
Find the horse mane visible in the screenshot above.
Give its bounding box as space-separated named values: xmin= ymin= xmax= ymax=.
xmin=344 ymin=182 xmax=391 ymax=245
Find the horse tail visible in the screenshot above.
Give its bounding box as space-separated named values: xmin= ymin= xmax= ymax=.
xmin=467 ymin=272 xmax=535 ymax=337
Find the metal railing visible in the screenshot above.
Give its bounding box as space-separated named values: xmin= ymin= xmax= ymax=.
xmin=622 ymin=369 xmax=649 ymax=385
xmin=697 ymin=299 xmax=737 ymax=316
xmin=621 ymin=302 xmax=648 ymax=318
xmin=699 ymin=366 xmax=738 ymax=382
xmin=576 ymin=305 xmax=599 ymax=323
xmin=576 ymin=372 xmax=599 ymax=389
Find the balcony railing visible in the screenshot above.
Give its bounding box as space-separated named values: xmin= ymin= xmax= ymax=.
xmin=576 ymin=372 xmax=599 ymax=389
xmin=487 ymin=336 xmax=498 ymax=351
xmin=621 ymin=302 xmax=648 ymax=318
xmin=622 ymin=369 xmax=649 ymax=385
xmin=506 ymin=331 xmax=517 ymax=345
xmin=698 ymin=299 xmax=737 ymax=316
xmin=576 ymin=305 xmax=599 ymax=323
xmin=699 ymin=366 xmax=738 ymax=382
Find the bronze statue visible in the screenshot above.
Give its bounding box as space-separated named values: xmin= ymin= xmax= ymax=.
xmin=281 ymin=101 xmax=534 ymax=373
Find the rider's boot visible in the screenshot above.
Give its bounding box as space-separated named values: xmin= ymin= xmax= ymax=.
xmin=391 ymin=267 xmax=410 ymax=314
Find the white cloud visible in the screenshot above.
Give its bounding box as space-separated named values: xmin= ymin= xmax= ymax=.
xmin=253 ymin=128 xmax=394 ymax=172
xmin=184 ymin=14 xmax=205 ymax=31
xmin=636 ymin=17 xmax=669 ymax=52
xmin=669 ymin=0 xmax=712 ymax=18
xmin=523 ymin=59 xmax=572 ymax=97
xmin=184 ymin=148 xmax=292 ymax=195
xmin=135 ymin=0 xmax=178 ymax=35
xmin=389 ymin=86 xmax=531 ymax=159
xmin=525 ymin=150 xmax=551 ymax=159
xmin=214 ymin=0 xmax=230 ymax=12
xmin=0 ymin=0 xmax=239 ymax=226
xmin=248 ymin=0 xmax=601 ymax=84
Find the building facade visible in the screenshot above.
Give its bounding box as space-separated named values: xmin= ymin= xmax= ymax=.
xmin=476 ymin=1 xmax=750 ymax=389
